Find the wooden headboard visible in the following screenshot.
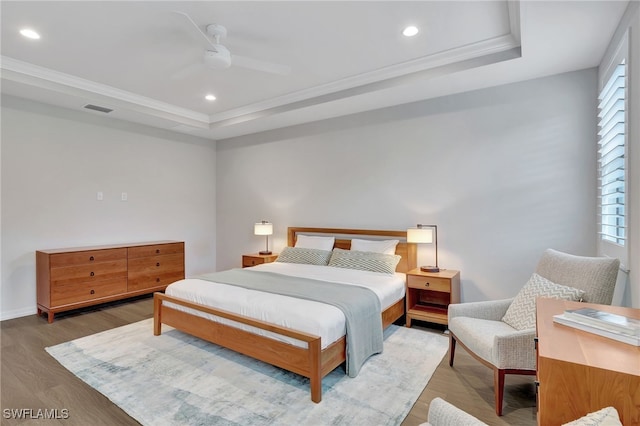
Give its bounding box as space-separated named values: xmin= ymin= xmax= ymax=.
xmin=287 ymin=227 xmax=417 ymax=274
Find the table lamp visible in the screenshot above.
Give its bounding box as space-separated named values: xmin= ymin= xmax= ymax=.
xmin=407 ymin=224 xmax=439 ymax=272
xmin=254 ymin=220 xmax=273 ymax=255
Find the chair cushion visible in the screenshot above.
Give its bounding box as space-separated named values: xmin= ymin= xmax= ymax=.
xmin=502 ymin=273 xmax=585 ymax=330
xmin=449 ymin=317 xmax=517 ymax=364
xmin=562 ymin=406 xmax=622 ymax=426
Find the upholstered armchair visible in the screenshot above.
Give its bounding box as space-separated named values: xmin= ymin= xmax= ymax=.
xmin=421 ymin=397 xmax=622 ymax=426
xmin=421 ymin=398 xmax=488 ymax=426
xmin=448 ymin=249 xmax=620 ymax=416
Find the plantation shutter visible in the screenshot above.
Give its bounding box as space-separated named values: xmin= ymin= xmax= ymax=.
xmin=597 ymin=62 xmax=626 ymax=245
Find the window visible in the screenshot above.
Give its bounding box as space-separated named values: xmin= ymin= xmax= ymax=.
xmin=598 ymin=61 xmax=626 ymax=246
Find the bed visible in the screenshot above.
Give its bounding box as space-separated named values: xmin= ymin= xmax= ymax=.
xmin=153 ymin=227 xmax=417 ymax=402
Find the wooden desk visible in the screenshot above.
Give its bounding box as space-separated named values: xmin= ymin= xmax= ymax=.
xmin=536 ymin=298 xmax=640 ymax=425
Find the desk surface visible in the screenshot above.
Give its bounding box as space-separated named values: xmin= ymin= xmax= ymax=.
xmin=536 ymin=298 xmax=640 ymax=377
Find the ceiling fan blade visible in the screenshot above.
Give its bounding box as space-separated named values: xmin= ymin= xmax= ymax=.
xmin=172 ymin=11 xmax=218 ymax=51
xmin=232 ymin=55 xmax=292 ymax=76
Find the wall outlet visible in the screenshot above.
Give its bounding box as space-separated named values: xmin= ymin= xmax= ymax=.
xmin=97 ymin=192 xmax=103 ymax=201
xmin=121 ymin=192 xmax=128 ymax=201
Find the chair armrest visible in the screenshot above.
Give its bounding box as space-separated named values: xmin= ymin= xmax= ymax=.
xmin=448 ymin=298 xmax=514 ymax=322
xmin=493 ymin=328 xmax=537 ymax=370
xmin=425 ymin=397 xmax=489 ymax=426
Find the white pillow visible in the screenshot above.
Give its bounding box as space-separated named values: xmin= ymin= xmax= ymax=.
xmin=294 ymin=235 xmax=335 ymax=251
xmin=350 ymin=239 xmax=399 ymax=255
xmin=502 ymin=273 xmax=585 ymax=330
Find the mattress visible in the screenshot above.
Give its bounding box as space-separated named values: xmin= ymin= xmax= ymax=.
xmin=164 ymin=262 xmax=406 ymax=349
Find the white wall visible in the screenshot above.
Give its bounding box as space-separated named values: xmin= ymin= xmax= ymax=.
xmin=0 ymin=96 xmax=217 ymax=320
xmin=217 ymin=69 xmax=601 ymax=304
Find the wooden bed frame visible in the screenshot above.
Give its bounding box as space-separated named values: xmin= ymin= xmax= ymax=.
xmin=153 ymin=227 xmax=417 ymax=403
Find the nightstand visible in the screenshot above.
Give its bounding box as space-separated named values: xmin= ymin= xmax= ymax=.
xmin=242 ymin=253 xmax=278 ymax=268
xmin=406 ymin=268 xmax=460 ymax=327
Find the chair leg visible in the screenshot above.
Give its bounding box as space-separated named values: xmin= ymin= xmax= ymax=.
xmin=448 ymin=333 xmax=456 ymax=366
xmin=494 ymin=368 xmax=505 ymax=416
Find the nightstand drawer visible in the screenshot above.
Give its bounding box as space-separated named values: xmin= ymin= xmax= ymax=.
xmin=242 ymin=253 xmax=278 ymax=268
xmin=407 ymin=274 xmax=450 ymax=292
xmin=243 ymin=256 xmax=265 ymax=267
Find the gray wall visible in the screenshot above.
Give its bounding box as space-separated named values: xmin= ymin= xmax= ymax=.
xmin=0 ymin=96 xmax=217 ymax=320
xmin=217 ymin=69 xmax=600 ymax=303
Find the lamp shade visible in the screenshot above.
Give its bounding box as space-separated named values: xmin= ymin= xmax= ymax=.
xmin=254 ymin=221 xmax=273 ymax=236
xmin=407 ymin=227 xmax=433 ymax=244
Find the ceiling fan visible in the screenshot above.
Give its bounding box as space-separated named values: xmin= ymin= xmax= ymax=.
xmin=173 ymin=11 xmax=291 ymax=77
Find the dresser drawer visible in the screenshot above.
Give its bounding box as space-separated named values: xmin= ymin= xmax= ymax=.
xmin=50 ymin=259 xmax=128 ymax=285
xmin=127 ymin=253 xmax=184 ymax=291
xmin=127 ymin=271 xmax=185 ymax=291
xmin=51 ymin=278 xmax=128 ymax=306
xmin=128 ymin=242 xmax=184 ymax=259
xmin=50 ymin=248 xmax=127 ymax=268
xmin=407 ymin=274 xmax=450 ymax=292
xmin=128 ymin=253 xmax=184 ymax=275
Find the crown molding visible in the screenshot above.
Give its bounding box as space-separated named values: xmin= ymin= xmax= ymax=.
xmin=208 ymin=33 xmax=521 ymax=128
xmin=0 ymin=56 xmax=209 ymax=127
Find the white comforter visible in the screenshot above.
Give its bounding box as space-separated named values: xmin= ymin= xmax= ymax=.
xmin=164 ymin=262 xmax=406 ymax=349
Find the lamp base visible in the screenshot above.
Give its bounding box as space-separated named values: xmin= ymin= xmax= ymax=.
xmin=259 ymin=250 xmax=272 ymax=255
xmin=420 ymin=266 xmax=440 ymax=273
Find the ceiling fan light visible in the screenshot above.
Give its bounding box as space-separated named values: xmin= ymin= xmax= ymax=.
xmin=402 ymin=26 xmax=419 ymax=37
xmin=204 ymin=48 xmax=231 ymax=69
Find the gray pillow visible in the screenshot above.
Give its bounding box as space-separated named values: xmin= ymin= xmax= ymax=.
xmin=275 ymin=246 xmax=332 ymax=265
xmin=502 ymin=273 xmax=585 ymax=330
xmin=328 ymin=248 xmax=401 ymax=274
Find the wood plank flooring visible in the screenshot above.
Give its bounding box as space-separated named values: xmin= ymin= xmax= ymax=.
xmin=1 ymin=297 xmax=537 ymax=425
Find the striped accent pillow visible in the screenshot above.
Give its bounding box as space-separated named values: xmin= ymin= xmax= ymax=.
xmin=275 ymin=247 xmax=332 ymax=266
xmin=502 ymin=273 xmax=585 ymax=330
xmin=328 ymin=248 xmax=401 ymax=274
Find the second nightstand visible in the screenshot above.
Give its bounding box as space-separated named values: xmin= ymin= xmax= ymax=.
xmin=242 ymin=253 xmax=278 ymax=268
xmin=406 ymin=268 xmax=460 ymax=327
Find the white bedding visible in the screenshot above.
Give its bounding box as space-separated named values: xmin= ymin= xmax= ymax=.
xmin=164 ymin=262 xmax=406 ymax=349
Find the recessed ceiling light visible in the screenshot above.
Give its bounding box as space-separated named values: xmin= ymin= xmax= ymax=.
xmin=205 ymin=94 xmax=216 ymax=101
xmin=402 ymin=26 xmax=419 ymax=37
xmin=20 ymin=28 xmax=40 ymax=40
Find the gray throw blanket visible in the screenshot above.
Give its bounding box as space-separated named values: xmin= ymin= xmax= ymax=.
xmin=197 ymin=268 xmax=383 ymax=377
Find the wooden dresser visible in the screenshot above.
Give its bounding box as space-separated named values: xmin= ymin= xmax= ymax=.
xmin=536 ymin=298 xmax=640 ymax=425
xmin=37 ymin=241 xmax=184 ymax=322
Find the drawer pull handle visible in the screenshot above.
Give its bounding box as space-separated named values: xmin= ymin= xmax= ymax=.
xmin=424 ymin=282 xmax=430 ymax=287
xmin=156 ymin=278 xmax=160 ymax=283
xmin=89 ymin=256 xmax=94 ymax=261
xmin=156 ymin=262 xmax=160 ymax=267
xmin=90 ymin=289 xmax=95 ymax=295
xmin=156 ymin=249 xmax=160 ymax=254
xmin=90 ymin=271 xmax=95 ymax=277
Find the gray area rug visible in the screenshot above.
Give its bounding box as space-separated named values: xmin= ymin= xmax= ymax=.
xmin=46 ymin=318 xmax=448 ymax=425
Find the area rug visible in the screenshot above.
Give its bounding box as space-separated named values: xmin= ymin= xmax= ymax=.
xmin=46 ymin=318 xmax=448 ymax=425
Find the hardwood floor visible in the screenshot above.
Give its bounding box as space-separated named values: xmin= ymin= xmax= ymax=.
xmin=1 ymin=297 xmax=537 ymax=425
